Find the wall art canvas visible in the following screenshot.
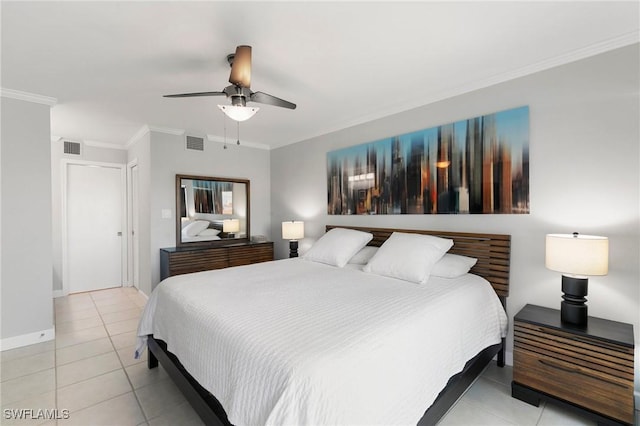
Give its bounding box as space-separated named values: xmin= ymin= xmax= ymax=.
xmin=192 ymin=180 xmax=233 ymax=214
xmin=327 ymin=106 xmax=529 ymax=215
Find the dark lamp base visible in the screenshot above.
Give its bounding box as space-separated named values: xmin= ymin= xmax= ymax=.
xmin=288 ymin=240 xmax=299 ymax=258
xmin=560 ymin=275 xmax=588 ymax=327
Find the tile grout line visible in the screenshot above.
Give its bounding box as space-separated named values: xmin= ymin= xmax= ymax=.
xmin=2 ymin=289 xmax=145 ymax=424
xmin=94 ymin=288 xmax=151 ymax=424
xmin=456 ymin=396 xmax=520 ymax=425
xmin=53 ymin=296 xmax=59 ymax=426
xmin=53 ymin=288 xmax=145 ymax=422
xmin=120 ymin=287 xmax=183 ymax=425
xmin=58 ymin=289 xmax=105 ymax=422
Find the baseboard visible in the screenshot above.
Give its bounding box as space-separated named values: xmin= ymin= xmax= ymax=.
xmin=137 ymin=288 xmax=149 ymax=300
xmin=52 ymin=289 xmax=65 ymax=298
xmin=0 ymin=328 xmax=55 ymax=351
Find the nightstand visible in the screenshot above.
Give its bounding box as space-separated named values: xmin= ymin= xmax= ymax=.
xmin=512 ymin=304 xmax=634 ymax=425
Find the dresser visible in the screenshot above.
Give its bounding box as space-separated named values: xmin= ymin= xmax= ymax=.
xmin=160 ymin=241 xmax=274 ymax=281
xmin=512 ymin=304 xmax=634 ymax=425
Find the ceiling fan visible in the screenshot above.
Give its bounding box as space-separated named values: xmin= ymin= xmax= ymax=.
xmin=163 ymin=45 xmax=296 ymax=121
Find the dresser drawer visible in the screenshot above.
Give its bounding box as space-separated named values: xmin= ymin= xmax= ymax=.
xmin=228 ymin=244 xmax=273 ymax=267
xmin=514 ymin=322 xmax=634 ymax=424
xmin=169 ymin=249 xmax=228 ymax=276
xmin=160 ymin=242 xmax=275 ymax=280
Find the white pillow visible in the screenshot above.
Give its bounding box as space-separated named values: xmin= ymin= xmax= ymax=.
xmin=303 ymin=228 xmax=373 ymax=267
xmin=197 ymin=228 xmax=221 ymax=237
xmin=348 ymin=246 xmax=378 ymax=265
xmin=182 ymin=220 xmax=210 ymax=237
xmin=363 ymin=232 xmax=453 ymax=284
xmin=431 ymin=254 xmax=477 ymax=278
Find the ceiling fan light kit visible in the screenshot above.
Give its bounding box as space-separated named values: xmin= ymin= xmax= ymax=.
xmin=164 ymin=45 xmax=296 ymax=123
xmin=217 ymin=105 xmax=259 ymax=122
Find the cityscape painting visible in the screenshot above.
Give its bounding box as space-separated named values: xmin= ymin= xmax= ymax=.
xmin=327 ymin=106 xmax=529 ymax=215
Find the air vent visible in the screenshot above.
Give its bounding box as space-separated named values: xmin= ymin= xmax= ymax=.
xmin=63 ymin=141 xmax=81 ymax=155
xmin=185 ymin=135 xmax=204 ymax=151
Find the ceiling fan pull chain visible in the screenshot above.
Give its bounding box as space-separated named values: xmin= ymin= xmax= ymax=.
xmin=223 ymin=115 xmax=228 ymax=149
xmin=237 ymin=121 xmax=240 ymax=145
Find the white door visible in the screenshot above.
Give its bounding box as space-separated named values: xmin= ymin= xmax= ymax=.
xmin=67 ymin=163 xmax=124 ymax=293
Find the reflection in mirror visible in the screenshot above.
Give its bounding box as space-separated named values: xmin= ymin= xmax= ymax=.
xmin=176 ymin=174 xmax=250 ymax=247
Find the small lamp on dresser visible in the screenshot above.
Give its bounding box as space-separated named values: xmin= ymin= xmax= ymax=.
xmin=545 ymin=232 xmax=609 ymax=326
xmin=282 ymin=221 xmax=304 ymax=258
xmin=223 ymin=219 xmax=240 ymax=238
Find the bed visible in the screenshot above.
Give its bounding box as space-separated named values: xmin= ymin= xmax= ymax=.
xmin=138 ymin=226 xmax=511 ymax=425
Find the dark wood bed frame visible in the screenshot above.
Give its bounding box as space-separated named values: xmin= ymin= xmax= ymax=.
xmin=147 ymin=226 xmax=511 ymax=426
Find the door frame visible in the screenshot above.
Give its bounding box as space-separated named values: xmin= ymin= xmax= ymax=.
xmin=126 ymin=158 xmax=139 ymax=289
xmin=61 ymin=159 xmax=128 ymax=296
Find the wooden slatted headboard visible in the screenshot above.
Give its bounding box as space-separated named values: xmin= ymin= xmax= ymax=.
xmin=326 ymin=225 xmax=511 ymax=298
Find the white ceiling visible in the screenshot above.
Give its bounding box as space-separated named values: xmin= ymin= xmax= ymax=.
xmin=2 ymin=1 xmax=638 ymax=149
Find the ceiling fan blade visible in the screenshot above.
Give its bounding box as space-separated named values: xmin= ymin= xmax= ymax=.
xmin=250 ymin=91 xmax=296 ymax=110
xmin=229 ymin=45 xmax=252 ymax=88
xmin=163 ymin=91 xmax=226 ymax=98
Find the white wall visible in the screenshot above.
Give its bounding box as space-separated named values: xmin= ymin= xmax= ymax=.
xmin=50 ymin=140 xmax=127 ymax=293
xmin=270 ymin=45 xmax=640 ymax=396
xmin=144 ymin=131 xmax=271 ymax=294
xmin=1 ymin=96 xmax=54 ymax=348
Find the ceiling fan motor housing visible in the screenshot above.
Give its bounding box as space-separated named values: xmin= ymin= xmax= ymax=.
xmin=228 ymin=85 xmax=252 ymax=106
xmin=231 ymin=95 xmax=246 ymax=107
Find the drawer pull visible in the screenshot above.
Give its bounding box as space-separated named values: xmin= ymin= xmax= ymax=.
xmin=538 ymin=359 xmax=629 ymax=389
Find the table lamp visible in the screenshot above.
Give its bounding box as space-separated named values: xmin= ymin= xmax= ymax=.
xmin=545 ymin=233 xmax=608 ymax=326
xmin=282 ymin=221 xmax=304 ymax=258
xmin=223 ymin=219 xmax=240 ymax=238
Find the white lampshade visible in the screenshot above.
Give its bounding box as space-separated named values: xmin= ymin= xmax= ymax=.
xmin=545 ymin=233 xmax=609 ymax=276
xmin=282 ymin=221 xmax=304 ymax=240
xmin=217 ymin=105 xmax=259 ymax=122
xmin=223 ymin=219 xmax=240 ymax=233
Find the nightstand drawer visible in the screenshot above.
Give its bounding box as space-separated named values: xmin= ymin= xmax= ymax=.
xmin=514 ymin=317 xmax=634 ymax=425
xmin=514 ymin=347 xmax=634 ymax=424
xmin=515 ymin=322 xmax=634 ymax=381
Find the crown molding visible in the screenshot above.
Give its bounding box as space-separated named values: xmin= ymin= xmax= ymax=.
xmin=474 ymin=30 xmax=640 ymax=91
xmin=206 ymin=134 xmax=270 ymax=151
xmin=148 ymin=125 xmax=185 ymax=136
xmin=125 ymin=125 xmax=269 ymax=150
xmin=0 ymin=88 xmax=57 ymax=106
xmin=83 ymin=139 xmax=128 ymax=150
xmin=125 ymin=124 xmax=191 ymax=148
xmin=51 ymin=135 xmax=127 ymax=150
xmin=272 ymin=30 xmax=640 ymax=150
xmin=126 ymin=125 xmax=151 ymax=148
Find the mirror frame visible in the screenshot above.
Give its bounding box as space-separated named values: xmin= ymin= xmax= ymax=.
xmin=175 ymin=174 xmax=250 ymax=247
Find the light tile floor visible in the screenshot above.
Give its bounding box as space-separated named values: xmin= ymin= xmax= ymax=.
xmin=1 ymin=287 xmax=637 ymax=426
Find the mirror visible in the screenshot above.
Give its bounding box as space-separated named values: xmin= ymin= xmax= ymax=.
xmin=176 ymin=174 xmax=250 ymax=247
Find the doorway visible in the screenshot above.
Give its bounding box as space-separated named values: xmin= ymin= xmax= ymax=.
xmin=63 ymin=161 xmax=126 ymax=294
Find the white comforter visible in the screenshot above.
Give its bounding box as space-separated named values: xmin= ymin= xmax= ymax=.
xmin=137 ymin=258 xmax=507 ymax=426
